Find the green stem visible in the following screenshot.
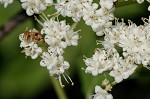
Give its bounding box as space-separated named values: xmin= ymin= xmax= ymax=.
xmin=51 ymin=77 xmax=68 ymax=99
xmin=86 ymin=78 xmax=101 ymax=99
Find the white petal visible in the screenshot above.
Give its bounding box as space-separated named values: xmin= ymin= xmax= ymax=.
xmin=115 ymin=76 xmax=123 ymax=83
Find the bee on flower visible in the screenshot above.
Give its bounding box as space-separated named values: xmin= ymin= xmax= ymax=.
xmin=19 ymin=28 xmax=43 ymax=59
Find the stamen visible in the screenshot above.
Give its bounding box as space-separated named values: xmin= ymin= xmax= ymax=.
xmin=111 ymin=81 xmax=117 ymax=86
xmin=115 ymin=17 xmax=119 ymax=25
xmin=62 ymin=74 xmax=69 ymax=84
xmin=83 ymin=55 xmax=87 ymax=59
xmin=96 ymin=40 xmax=103 ymax=45
xmin=95 ymin=48 xmax=100 ymax=52
xmin=128 ymin=20 xmax=132 ymax=26
xmin=103 ymin=50 xmax=107 ymax=58
xmin=58 ymin=75 xmax=65 ymax=88
xmin=121 ymin=18 xmax=124 ymax=24
xmin=39 ymin=15 xmax=47 ymax=22
xmin=47 ymin=14 xmax=51 ymax=17
xmin=71 ymin=22 xmax=78 ymax=29
xmin=142 ymin=17 xmax=148 ymax=24
xmin=34 ymin=16 xmax=44 ymax=26
xmin=65 ymin=73 xmax=74 ymax=86
xmin=56 ymin=16 xmax=59 ymax=22
xmin=143 ymin=65 xmax=150 ymax=70
xmin=81 ymin=68 xmax=85 ymax=70
xmin=42 ymin=13 xmax=49 ymax=21
xmin=75 ymin=29 xmax=81 ymax=33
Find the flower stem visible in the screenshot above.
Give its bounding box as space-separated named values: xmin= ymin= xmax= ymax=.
xmin=51 ymin=77 xmax=68 ymax=99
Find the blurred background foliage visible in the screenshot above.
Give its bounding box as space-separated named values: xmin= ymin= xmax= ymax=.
xmin=1 ymin=0 xmax=150 ymax=99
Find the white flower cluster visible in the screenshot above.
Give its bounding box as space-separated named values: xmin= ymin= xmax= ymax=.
xmin=84 ymin=48 xmax=137 ymax=98
xmin=0 ymin=0 xmax=13 ymax=8
xmin=103 ymin=18 xmax=150 ymax=68
xmin=35 ymin=14 xmax=79 ymax=87
xmin=19 ymin=14 xmax=79 ymax=87
xmin=19 ymin=15 xmax=79 ymax=87
xmin=55 ymin=0 xmax=90 ymax=22
xmin=40 ymin=17 xmax=79 ymax=50
xmin=40 ymin=52 xmax=71 ymax=87
xmin=20 ymin=0 xmax=53 ymax=16
xmin=93 ymin=85 xmax=113 ymax=99
xmin=55 ymin=0 xmax=116 ymax=36
xmin=84 ymin=17 xmax=150 ymax=99
xmin=84 ymin=49 xmax=112 ymax=76
xmin=84 ymin=17 xmax=150 ymax=98
xmin=84 ymin=48 xmax=137 ymax=83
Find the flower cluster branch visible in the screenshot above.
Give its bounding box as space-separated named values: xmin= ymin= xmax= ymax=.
xmin=0 ymin=10 xmax=28 ymax=40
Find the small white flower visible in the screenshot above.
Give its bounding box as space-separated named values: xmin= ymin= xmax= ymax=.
xmin=84 ymin=49 xmax=112 ymax=76
xmin=40 ymin=52 xmax=69 ymax=73
xmin=109 ymin=53 xmax=137 ymax=83
xmin=55 ymin=0 xmax=90 ymax=22
xmin=48 ymin=46 xmax=64 ymax=55
xmin=0 ymin=0 xmax=13 ymax=8
xmin=39 ymin=16 xmax=79 ymax=49
xmin=93 ymin=85 xmax=113 ymax=99
xmin=82 ymin=2 xmax=115 ymax=36
xmin=20 ymin=0 xmax=53 ymax=16
xmin=99 ymin=0 xmax=114 ymax=9
xmin=82 ymin=3 xmax=99 ymax=26
xmin=40 ymin=52 xmax=73 ymax=87
xmin=40 ymin=52 xmax=70 ymax=77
